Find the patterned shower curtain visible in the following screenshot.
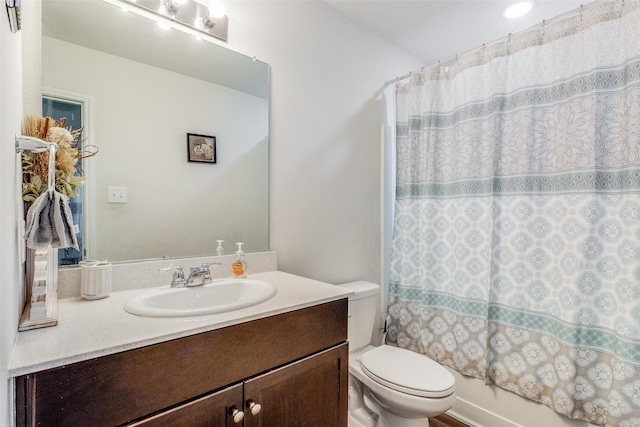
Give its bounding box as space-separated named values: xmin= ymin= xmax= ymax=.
xmin=387 ymin=2 xmax=640 ymax=426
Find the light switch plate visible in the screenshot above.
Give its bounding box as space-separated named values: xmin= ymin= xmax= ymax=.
xmin=107 ymin=186 xmax=128 ymax=204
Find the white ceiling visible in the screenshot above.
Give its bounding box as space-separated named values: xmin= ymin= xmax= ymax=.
xmin=324 ymin=0 xmax=584 ymax=66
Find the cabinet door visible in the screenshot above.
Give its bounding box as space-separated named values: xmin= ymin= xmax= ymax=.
xmin=244 ymin=343 xmax=348 ymax=427
xmin=127 ymin=383 xmax=243 ymax=427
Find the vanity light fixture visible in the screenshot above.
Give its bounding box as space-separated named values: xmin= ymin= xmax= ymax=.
xmin=164 ymin=0 xmax=188 ymax=14
xmin=120 ymin=0 xmax=228 ymax=41
xmin=504 ymin=1 xmax=534 ymax=19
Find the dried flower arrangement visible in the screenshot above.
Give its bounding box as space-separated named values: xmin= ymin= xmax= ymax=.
xmin=21 ymin=115 xmax=97 ymax=203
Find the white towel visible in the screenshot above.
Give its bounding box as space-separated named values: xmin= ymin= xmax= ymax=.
xmin=25 ymin=188 xmax=79 ymax=250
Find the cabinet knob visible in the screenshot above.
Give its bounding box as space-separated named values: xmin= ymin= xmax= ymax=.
xmin=230 ymin=407 xmax=245 ymax=423
xmin=247 ymin=400 xmax=262 ymax=415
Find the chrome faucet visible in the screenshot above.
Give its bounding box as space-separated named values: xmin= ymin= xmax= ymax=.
xmin=186 ymin=262 xmax=221 ymax=287
xmin=161 ymin=262 xmax=221 ymax=288
xmin=160 ymin=266 xmax=187 ymax=288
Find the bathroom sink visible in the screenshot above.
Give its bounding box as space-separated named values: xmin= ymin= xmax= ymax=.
xmin=124 ymin=278 xmax=277 ymax=318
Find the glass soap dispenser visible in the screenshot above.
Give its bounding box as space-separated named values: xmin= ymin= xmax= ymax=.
xmin=231 ymin=242 xmax=247 ymax=279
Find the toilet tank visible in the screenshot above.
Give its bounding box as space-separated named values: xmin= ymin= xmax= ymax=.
xmin=337 ymin=281 xmax=379 ymax=351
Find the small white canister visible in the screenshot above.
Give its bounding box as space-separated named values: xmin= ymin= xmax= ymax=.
xmin=79 ymin=260 xmax=112 ymax=300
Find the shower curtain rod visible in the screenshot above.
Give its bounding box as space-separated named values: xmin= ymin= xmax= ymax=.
xmin=383 ymin=1 xmax=601 ymax=88
xmin=384 ymin=71 xmax=415 ymax=87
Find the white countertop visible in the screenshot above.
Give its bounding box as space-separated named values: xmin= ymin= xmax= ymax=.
xmin=9 ymin=271 xmax=352 ymax=377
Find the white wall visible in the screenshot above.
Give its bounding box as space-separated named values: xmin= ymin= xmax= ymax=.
xmin=225 ymin=1 xmax=421 ymax=285
xmin=0 ymin=1 xmax=40 ymax=425
xmin=0 ymin=20 xmax=21 ymax=427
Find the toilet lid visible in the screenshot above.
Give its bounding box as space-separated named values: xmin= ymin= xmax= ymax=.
xmin=359 ymin=346 xmax=455 ymax=398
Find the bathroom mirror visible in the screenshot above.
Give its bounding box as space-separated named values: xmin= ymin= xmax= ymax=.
xmin=41 ymin=0 xmax=270 ymax=264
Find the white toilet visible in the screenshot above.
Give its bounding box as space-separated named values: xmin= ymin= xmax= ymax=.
xmin=338 ymin=281 xmax=456 ymax=427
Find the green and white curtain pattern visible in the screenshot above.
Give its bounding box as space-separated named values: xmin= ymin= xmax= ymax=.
xmin=387 ymin=2 xmax=640 ymax=426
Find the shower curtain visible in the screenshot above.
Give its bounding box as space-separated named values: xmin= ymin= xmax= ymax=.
xmin=387 ymin=2 xmax=640 ymax=426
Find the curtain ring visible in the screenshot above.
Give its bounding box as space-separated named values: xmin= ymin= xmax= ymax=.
xmin=508 ymin=33 xmax=512 ymax=52
xmin=580 ymin=4 xmax=584 ymax=30
xmin=541 ymin=19 xmax=546 ymax=45
xmin=478 ymin=43 xmax=486 ymax=66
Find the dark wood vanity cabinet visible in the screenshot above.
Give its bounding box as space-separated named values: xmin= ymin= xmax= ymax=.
xmin=129 ymin=383 xmax=243 ymax=426
xmin=15 ymin=299 xmax=348 ymax=427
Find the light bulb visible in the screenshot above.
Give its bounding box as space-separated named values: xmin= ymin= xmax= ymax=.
xmin=504 ymin=2 xmax=533 ymax=19
xmin=207 ymin=0 xmax=226 ymax=19
xmin=201 ymin=0 xmax=226 ymax=29
xmin=165 ymin=0 xmax=188 ymax=14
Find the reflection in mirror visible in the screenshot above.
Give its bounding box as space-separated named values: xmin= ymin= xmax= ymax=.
xmin=42 ymin=0 xmax=270 ymax=264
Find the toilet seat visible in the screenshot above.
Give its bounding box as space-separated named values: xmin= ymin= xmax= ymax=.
xmin=359 ymin=345 xmax=455 ymax=398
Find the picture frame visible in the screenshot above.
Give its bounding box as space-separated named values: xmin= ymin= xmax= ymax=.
xmin=187 ymin=133 xmax=216 ymax=163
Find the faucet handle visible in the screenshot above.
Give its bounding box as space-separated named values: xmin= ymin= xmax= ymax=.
xmin=200 ymin=262 xmax=221 ymax=285
xmin=201 ymin=262 xmax=222 ymax=268
xmin=160 ymin=265 xmax=186 ymax=287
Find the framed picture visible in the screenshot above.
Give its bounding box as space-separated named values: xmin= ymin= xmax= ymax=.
xmin=187 ymin=133 xmax=216 ymax=163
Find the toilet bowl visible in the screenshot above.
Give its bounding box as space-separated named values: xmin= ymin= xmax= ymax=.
xmin=350 ymin=345 xmax=456 ymax=427
xmin=338 ymin=281 xmax=456 ymax=427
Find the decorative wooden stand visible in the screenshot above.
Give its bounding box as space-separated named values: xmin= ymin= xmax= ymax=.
xmin=18 ymin=247 xmax=58 ymax=331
